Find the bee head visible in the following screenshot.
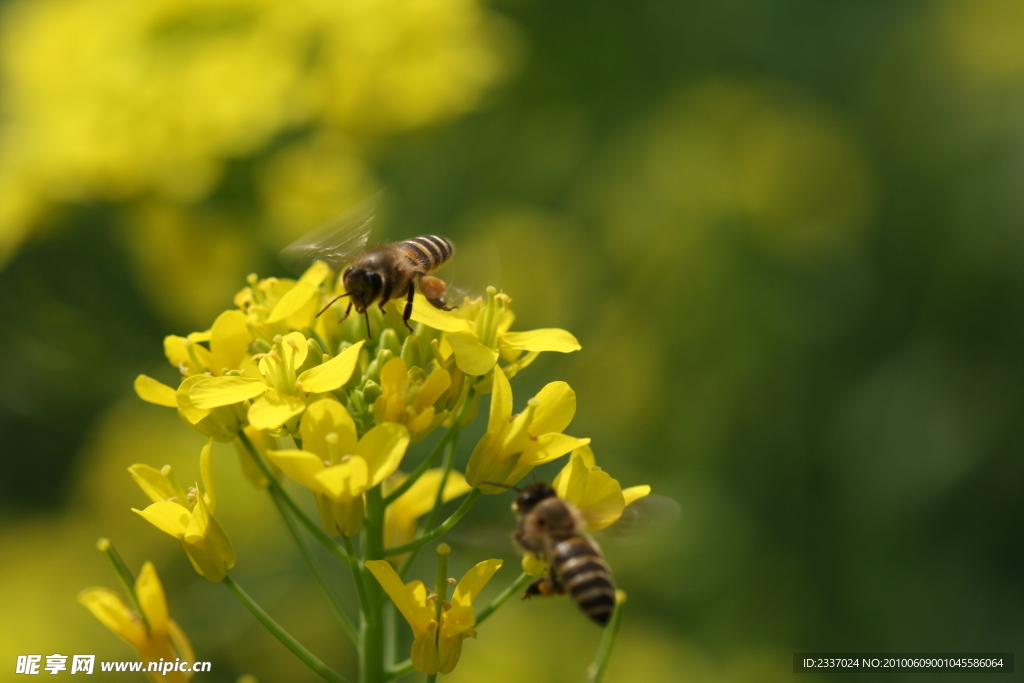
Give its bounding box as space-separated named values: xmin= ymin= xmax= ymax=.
xmin=512 ymin=482 xmax=556 ymax=515
xmin=342 ymin=266 xmax=384 ymax=310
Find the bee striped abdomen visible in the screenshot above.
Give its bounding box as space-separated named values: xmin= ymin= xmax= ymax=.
xmin=552 ymin=536 xmax=616 ymax=626
xmin=399 ymin=235 xmax=454 ymax=272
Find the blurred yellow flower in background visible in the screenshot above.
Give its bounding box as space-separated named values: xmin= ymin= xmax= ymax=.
xmin=0 ymin=0 xmax=512 ymax=329
xmin=383 ymin=468 xmax=471 ymax=562
xmin=79 ymin=558 xmax=195 ymax=682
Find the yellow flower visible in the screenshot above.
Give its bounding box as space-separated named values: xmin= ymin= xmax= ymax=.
xmin=184 ymin=333 xmax=365 ymax=433
xmin=234 ymin=262 xmax=334 ymax=341
xmin=373 ymin=357 xmax=451 ymax=441
xmin=265 ymin=398 xmax=409 ymax=536
xmin=129 ymin=439 xmax=236 ymax=582
xmin=412 ymin=287 xmax=581 ymax=376
xmin=553 ymin=446 xmax=651 ymax=532
xmin=366 ymin=558 xmax=502 ymax=675
xmin=383 ymin=469 xmax=472 ymax=562
xmin=79 ymin=559 xmax=195 ymax=683
xmin=134 ymin=308 xmax=255 ymax=441
xmin=522 ymin=446 xmax=651 ymax=576
xmin=466 ymin=368 xmax=589 ymax=492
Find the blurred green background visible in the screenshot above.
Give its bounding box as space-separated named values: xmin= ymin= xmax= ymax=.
xmin=1 ymin=0 xmax=1022 ymax=681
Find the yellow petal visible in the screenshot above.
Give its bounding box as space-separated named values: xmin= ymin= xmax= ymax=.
xmin=316 ymin=492 xmax=364 ymax=536
xmin=176 ymin=375 xmax=210 ymax=425
xmin=128 ymin=464 xmax=176 ymax=505
xmin=209 ymin=310 xmax=252 ymax=374
xmin=622 ymin=485 xmax=652 ymax=507
xmin=446 ymin=332 xmax=498 ymax=375
xmin=78 ymin=588 xmax=147 ymax=649
xmin=199 ymin=438 xmax=216 ymax=514
xmin=189 ymin=376 xmax=266 ymax=410
xmin=488 ymin=367 xmax=513 ymax=433
xmin=268 ymin=281 xmax=317 ymax=323
xmin=300 ymin=398 xmax=358 ymax=458
xmin=576 ymin=473 xmax=625 ymax=533
xmin=365 ymin=561 xmax=435 ymax=633
xmin=530 ymin=381 xmax=576 ymax=434
xmin=134 ymin=375 xmax=178 ymax=407
xmin=552 ymin=453 xmax=589 ymax=502
xmin=357 ymin=423 xmax=410 ymax=487
xmin=248 ymin=389 xmax=306 ymax=431
xmin=412 ymin=369 xmax=451 ymax=411
xmin=134 ymin=502 xmax=190 ymax=539
xmin=522 ymin=553 xmax=548 ymax=577
xmin=166 ymin=335 xmax=213 ymax=375
xmin=411 ymin=625 xmax=442 ymax=675
xmin=134 ymin=562 xmax=169 ymax=636
xmin=297 ymin=340 xmax=365 ymax=393
xmin=531 ymin=434 xmax=590 ymax=465
xmin=380 ymin=357 xmax=408 ymax=395
xmin=572 ymin=444 xmax=597 ymax=468
xmin=315 ymin=457 xmax=369 ymax=499
xmin=280 ymin=331 xmax=309 ymax=370
xmin=167 ymin=619 xmax=195 ymax=666
xmin=451 ymin=558 xmax=503 ymax=607
xmin=268 ymin=259 xmax=331 ymax=325
xmin=183 ymin=493 xmax=235 ymax=582
xmin=265 ymin=449 xmax=327 ymax=493
xmin=410 ymin=294 xmax=473 ymax=333
xmin=464 ymin=432 xmax=505 ymax=490
xmin=499 ymin=328 xmax=581 ymax=353
xmin=438 ymin=606 xmax=472 ymax=673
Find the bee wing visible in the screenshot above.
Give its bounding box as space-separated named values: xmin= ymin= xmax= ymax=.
xmin=278 ymin=192 xmax=382 ymax=275
xmin=594 ymin=494 xmax=682 ymax=545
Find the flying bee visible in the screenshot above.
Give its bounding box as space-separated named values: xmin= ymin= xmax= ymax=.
xmin=279 ymin=194 xmax=457 ymax=337
xmin=512 ymin=482 xmax=618 ymax=627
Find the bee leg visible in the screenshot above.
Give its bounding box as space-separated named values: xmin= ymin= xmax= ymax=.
xmin=420 ymin=275 xmax=458 ymax=311
xmin=427 ymin=297 xmax=456 ymax=312
xmin=402 ymin=281 xmax=415 ymax=332
xmin=523 ymin=577 xmax=562 ymax=599
xmin=338 ymin=301 xmax=354 ymax=323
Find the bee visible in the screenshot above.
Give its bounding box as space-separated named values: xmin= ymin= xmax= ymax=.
xmin=279 ymin=194 xmax=456 ymax=336
xmin=512 ymin=482 xmax=618 ymax=627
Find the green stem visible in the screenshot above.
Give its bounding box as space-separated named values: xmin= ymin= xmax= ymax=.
xmin=223 ymin=574 xmax=348 ymax=683
xmin=341 ymin=535 xmax=370 ymax=614
xmin=96 ymin=539 xmax=147 ymax=632
xmin=474 ymin=572 xmax=532 ymax=626
xmin=386 ymin=490 xmax=481 ymax=557
xmin=361 ymin=487 xmax=387 ymax=683
xmin=238 ymin=431 xmax=354 ymax=567
xmin=383 ymin=387 xmax=475 ymax=506
xmin=425 ymin=675 xmax=437 ymax=683
xmin=387 ymin=659 xmax=414 ymax=680
xmin=398 ymin=438 xmax=457 ymax=579
xmin=584 ymin=592 xmax=625 ymax=683
xmin=268 ymin=486 xmax=358 ymax=645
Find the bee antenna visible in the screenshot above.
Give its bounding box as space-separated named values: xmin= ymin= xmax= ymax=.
xmin=315 ymin=293 xmax=351 ymax=318
xmin=363 ymin=308 xmax=373 ymax=339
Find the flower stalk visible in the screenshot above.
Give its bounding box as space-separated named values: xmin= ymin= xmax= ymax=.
xmin=224 ymin=575 xmax=348 ymax=683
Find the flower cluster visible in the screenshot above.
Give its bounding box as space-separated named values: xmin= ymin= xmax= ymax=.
xmin=84 ymin=263 xmax=651 ymax=679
